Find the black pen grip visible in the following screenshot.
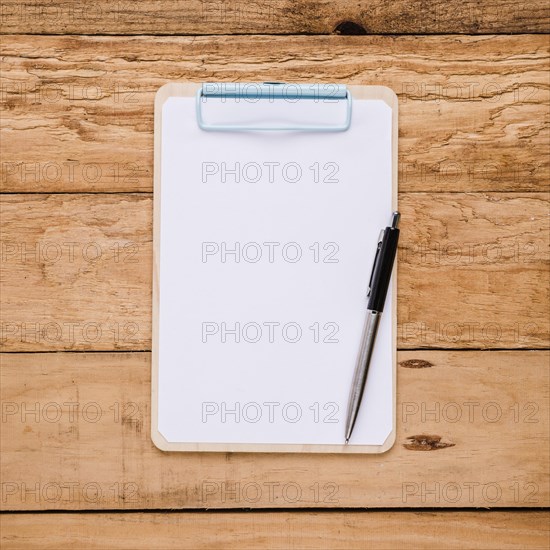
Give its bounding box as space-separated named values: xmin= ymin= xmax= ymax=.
xmin=367 ymin=227 xmax=399 ymax=312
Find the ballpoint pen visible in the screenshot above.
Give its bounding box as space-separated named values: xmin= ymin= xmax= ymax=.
xmin=345 ymin=211 xmax=400 ymax=444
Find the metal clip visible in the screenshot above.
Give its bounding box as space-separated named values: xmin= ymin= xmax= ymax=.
xmin=196 ymin=82 xmax=352 ymax=132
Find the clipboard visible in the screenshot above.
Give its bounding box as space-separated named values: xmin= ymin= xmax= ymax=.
xmin=152 ymin=82 xmax=398 ymax=453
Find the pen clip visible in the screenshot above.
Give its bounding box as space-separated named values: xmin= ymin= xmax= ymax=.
xmin=367 ymin=229 xmax=385 ymax=297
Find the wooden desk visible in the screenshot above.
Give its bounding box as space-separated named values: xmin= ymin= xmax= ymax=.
xmin=1 ymin=3 xmax=549 ymax=548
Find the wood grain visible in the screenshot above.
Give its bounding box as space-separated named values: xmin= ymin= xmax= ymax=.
xmin=1 ymin=35 xmax=548 ymax=193
xmin=1 ymin=511 xmax=549 ymax=550
xmin=0 ymin=0 xmax=548 ymax=35
xmin=1 ymin=0 xmax=548 ymax=543
xmin=1 ymin=193 xmax=547 ymax=352
xmin=1 ymin=350 xmax=548 ymax=510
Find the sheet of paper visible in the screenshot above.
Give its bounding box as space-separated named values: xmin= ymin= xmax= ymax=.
xmin=158 ymin=95 xmax=393 ymax=446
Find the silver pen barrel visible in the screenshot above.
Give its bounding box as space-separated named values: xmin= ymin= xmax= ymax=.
xmin=344 ymin=310 xmax=381 ymax=443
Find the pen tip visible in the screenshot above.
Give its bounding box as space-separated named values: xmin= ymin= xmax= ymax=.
xmin=345 ymin=437 xmax=349 ymax=444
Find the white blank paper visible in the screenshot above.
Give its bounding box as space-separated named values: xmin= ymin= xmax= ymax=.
xmin=157 ymin=94 xmax=394 ymax=448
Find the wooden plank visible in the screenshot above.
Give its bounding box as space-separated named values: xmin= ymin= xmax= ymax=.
xmin=0 ymin=0 xmax=548 ymax=35
xmin=1 ymin=511 xmax=548 ymax=550
xmin=398 ymin=193 xmax=550 ymax=349
xmin=1 ymin=35 xmax=548 ymax=193
xmin=1 ymin=193 xmax=547 ymax=352
xmin=1 ymin=351 xmax=547 ymax=510
xmin=0 ymin=194 xmax=152 ymax=352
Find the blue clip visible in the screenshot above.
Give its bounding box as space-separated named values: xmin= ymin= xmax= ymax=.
xmin=196 ymin=82 xmax=352 ymax=132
